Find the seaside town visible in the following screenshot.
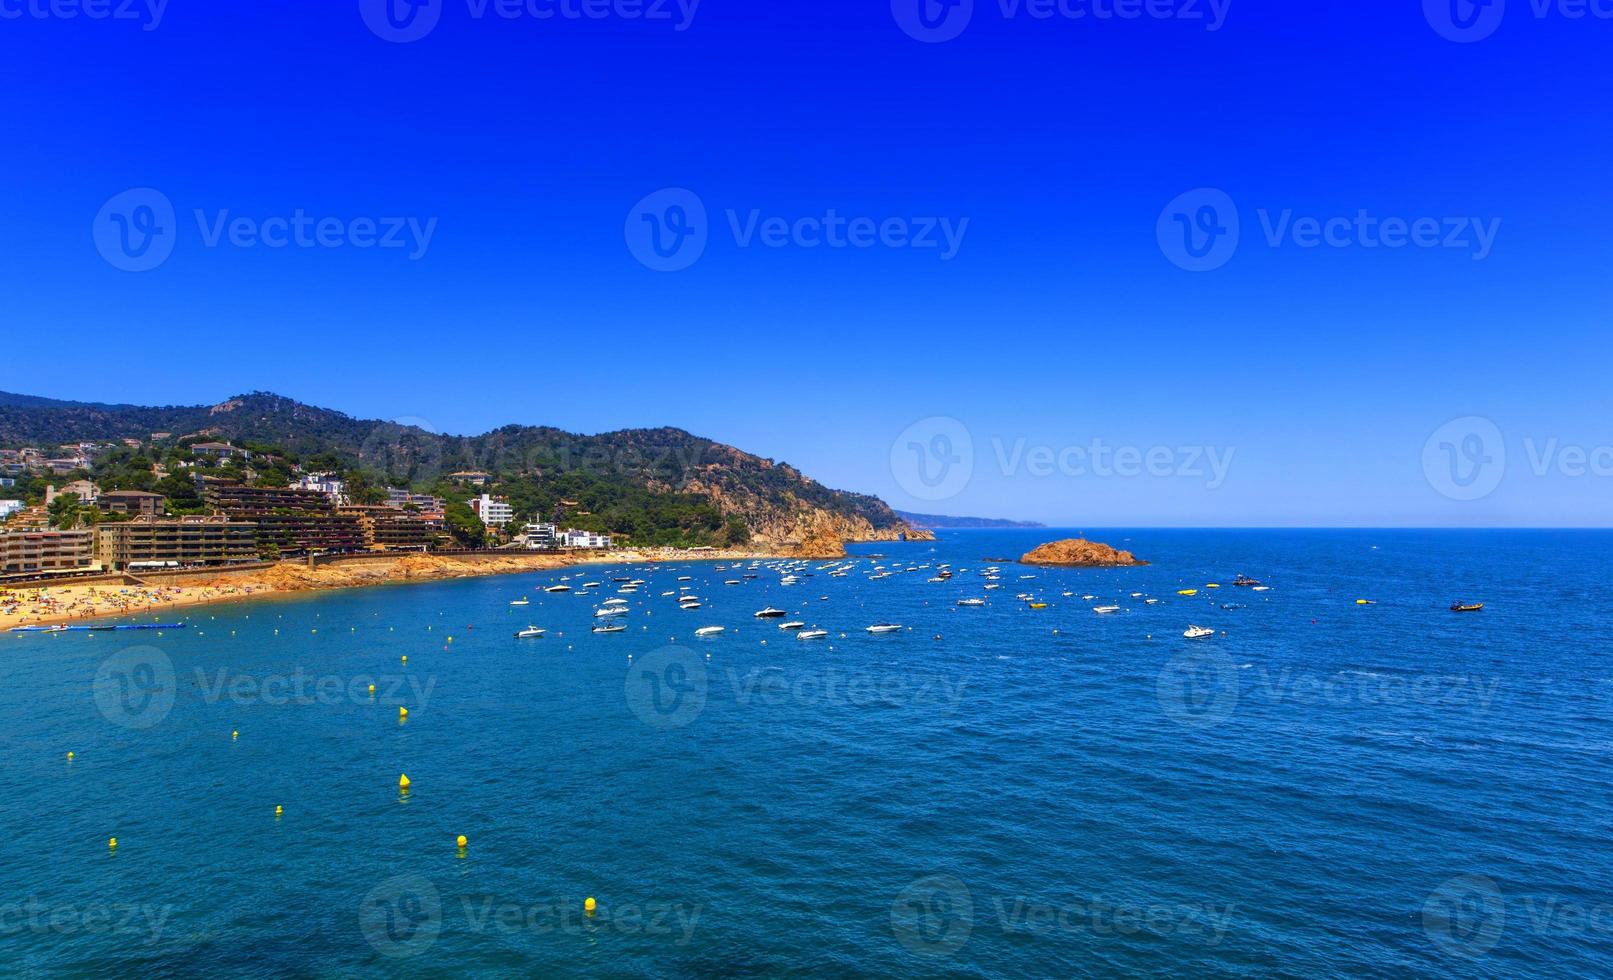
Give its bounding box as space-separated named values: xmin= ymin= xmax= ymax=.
xmin=0 ymin=436 xmax=612 ymax=583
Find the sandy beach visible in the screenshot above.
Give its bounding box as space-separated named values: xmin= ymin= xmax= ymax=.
xmin=0 ymin=547 xmax=782 ymax=630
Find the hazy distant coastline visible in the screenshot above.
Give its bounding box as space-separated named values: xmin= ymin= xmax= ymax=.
xmin=894 ymin=511 xmax=1046 ymax=530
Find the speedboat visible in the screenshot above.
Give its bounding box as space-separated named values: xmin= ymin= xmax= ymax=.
xmin=594 ymin=607 xmax=629 ymax=618
xmin=679 ymin=601 xmax=702 ymax=610
xmin=510 ymin=598 xmax=530 ymax=606
xmin=592 ymin=623 xmax=626 ymax=634
xmin=515 ymin=626 xmax=545 ymax=638
xmin=1251 ymin=585 xmax=1271 ymax=592
xmin=778 ymin=621 xmax=806 ymax=630
xmin=1450 ymin=602 xmax=1484 ymax=613
xmin=1183 ymin=625 xmax=1215 ymax=639
xmin=957 ymin=598 xmax=987 ymax=607
xmin=865 ymin=623 xmax=902 ymax=634
xmin=1233 ymin=575 xmax=1262 ymax=587
xmin=545 ymin=585 xmax=572 ymax=593
xmin=581 ymin=582 xmax=602 ymax=589
xmin=1093 ymin=605 xmax=1120 ymax=614
xmin=695 ymin=626 xmax=725 ymax=636
xmin=797 ymin=629 xmax=829 ymax=640
xmin=754 ymin=607 xmax=787 ymax=618
xmin=602 ymin=598 xmax=629 ymax=607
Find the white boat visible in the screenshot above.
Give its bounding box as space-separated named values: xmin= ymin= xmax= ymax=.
xmin=1093 ymin=605 xmax=1121 ymax=614
xmin=678 ymin=576 xmax=692 ymax=581
xmin=594 ymin=607 xmax=629 ymax=618
xmin=778 ymin=621 xmax=806 ymax=630
xmin=581 ymin=582 xmax=602 ymax=589
xmin=679 ymin=601 xmax=702 ymax=610
xmin=509 ymin=598 xmax=529 ymax=606
xmin=602 ymin=598 xmax=629 ymax=607
xmin=797 ymin=629 xmax=829 ymax=640
xmin=1184 ymin=625 xmax=1216 ymax=639
xmin=592 ymin=623 xmax=627 ymax=634
xmin=957 ymin=598 xmax=987 ymax=607
xmin=1251 ymin=586 xmax=1272 ymax=592
xmin=754 ymin=607 xmax=786 ymax=618
xmin=695 ymin=626 xmax=725 ymax=636
xmin=865 ymin=623 xmax=902 ymax=634
xmin=725 ymin=580 xmax=740 ymax=585
xmin=515 ymin=626 xmax=545 ymax=638
xmin=545 ymin=585 xmax=572 ymax=593
xmin=1145 ymin=598 xmax=1160 ymax=605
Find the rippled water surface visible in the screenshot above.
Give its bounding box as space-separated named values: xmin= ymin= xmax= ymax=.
xmin=2 ymin=529 xmax=1609 ymax=977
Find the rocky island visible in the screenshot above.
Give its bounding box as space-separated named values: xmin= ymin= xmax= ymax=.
xmin=1020 ymin=538 xmax=1147 ymax=567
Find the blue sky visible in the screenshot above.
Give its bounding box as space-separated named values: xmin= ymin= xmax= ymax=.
xmin=2 ymin=0 xmax=1609 ymax=526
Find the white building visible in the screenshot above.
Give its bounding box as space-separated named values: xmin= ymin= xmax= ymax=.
xmin=295 ymin=473 xmax=347 ymax=503
xmin=0 ymin=500 xmax=22 ymax=521
xmin=387 ymin=488 xmax=445 ymax=511
xmin=471 ymin=494 xmax=513 ymax=527
xmin=560 ymin=529 xmax=611 ymax=549
xmin=520 ymin=522 xmax=557 ymax=550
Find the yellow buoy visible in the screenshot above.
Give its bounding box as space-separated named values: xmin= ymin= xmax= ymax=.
xmin=232 ymin=730 xmax=239 ymax=740
xmin=275 ymin=805 xmax=283 ymax=816
xmin=401 ymin=655 xmax=407 ymax=664
xmin=368 ymin=684 xmax=376 ymax=696
xmin=399 ymin=773 xmax=411 ymax=789
xmin=108 ymin=837 xmax=117 ymax=850
xmin=67 ymin=751 xmax=74 ymax=761
xmin=584 ymin=897 xmax=596 ymax=915
xmin=398 ymin=706 xmax=408 ymax=720
xmin=456 ymin=835 xmax=467 ymax=848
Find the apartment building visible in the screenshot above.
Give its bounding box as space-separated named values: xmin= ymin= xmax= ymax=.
xmin=470 ymin=494 xmax=513 ymax=527
xmin=95 ymin=516 xmax=259 ymax=571
xmin=0 ymin=529 xmax=97 ymax=578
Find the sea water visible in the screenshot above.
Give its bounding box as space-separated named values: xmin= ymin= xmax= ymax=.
xmin=0 ymin=529 xmax=1608 ymax=976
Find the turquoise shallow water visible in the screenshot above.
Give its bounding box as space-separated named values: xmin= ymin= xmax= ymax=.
xmin=2 ymin=529 xmax=1611 ymax=977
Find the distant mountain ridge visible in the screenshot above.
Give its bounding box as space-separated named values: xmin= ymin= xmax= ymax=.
xmin=0 ymin=390 xmax=925 ymax=548
xmin=895 ymin=511 xmax=1046 ymax=530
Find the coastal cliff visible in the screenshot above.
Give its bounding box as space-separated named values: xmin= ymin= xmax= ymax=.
xmin=1020 ymin=538 xmax=1146 ymax=567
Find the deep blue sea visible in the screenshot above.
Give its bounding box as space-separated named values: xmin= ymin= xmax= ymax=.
xmin=2 ymin=529 xmax=1610 ymax=977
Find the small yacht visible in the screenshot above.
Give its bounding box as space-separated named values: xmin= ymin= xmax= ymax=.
xmin=594 ymin=607 xmax=629 ymax=618
xmin=754 ymin=607 xmax=787 ymax=618
xmin=545 ymin=584 xmax=572 ymax=593
xmin=695 ymin=625 xmax=725 ymax=636
xmin=592 ymin=623 xmax=627 ymax=633
xmin=797 ymin=629 xmax=829 ymax=640
xmin=515 ymin=626 xmax=545 ymax=638
xmin=778 ymin=621 xmax=806 ymax=630
xmin=865 ymin=623 xmax=902 ymax=634
xmin=602 ymin=598 xmax=629 ymax=607
xmin=1183 ymin=625 xmax=1215 ymax=639
xmin=679 ymin=601 xmax=702 ymax=610
xmin=957 ymin=598 xmax=987 ymax=607
xmin=1093 ymin=605 xmax=1121 ymax=614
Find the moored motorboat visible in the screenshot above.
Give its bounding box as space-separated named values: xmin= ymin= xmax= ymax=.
xmin=865 ymin=623 xmax=902 ymax=634
xmin=1183 ymin=625 xmax=1215 ymax=639
xmin=695 ymin=625 xmax=725 ymax=636
xmin=1450 ymin=602 xmax=1484 ymax=613
xmin=1093 ymin=605 xmax=1120 ymax=614
xmin=797 ymin=629 xmax=829 ymax=640
xmin=545 ymin=585 xmax=572 ymax=593
xmin=515 ymin=626 xmax=545 ymax=638
xmin=754 ymin=607 xmax=786 ymax=618
xmin=592 ymin=623 xmax=627 ymax=633
xmin=957 ymin=598 xmax=987 ymax=607
xmin=779 ymin=621 xmax=806 ymax=630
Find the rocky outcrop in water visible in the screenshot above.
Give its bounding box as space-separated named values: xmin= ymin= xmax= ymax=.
xmin=1020 ymin=538 xmax=1146 ymax=567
